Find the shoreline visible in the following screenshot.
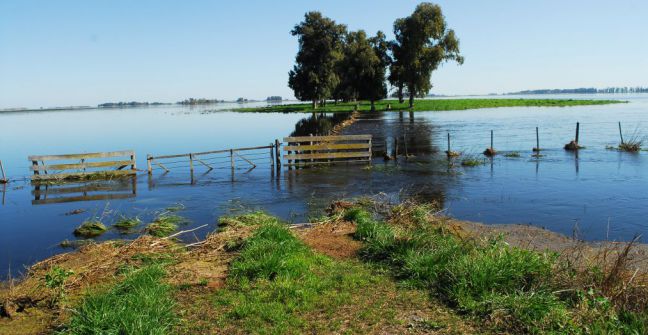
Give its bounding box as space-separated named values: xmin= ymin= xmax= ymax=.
xmin=2 ymin=199 xmax=646 ymax=334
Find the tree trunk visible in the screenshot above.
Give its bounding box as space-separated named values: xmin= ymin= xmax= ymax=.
xmin=409 ymin=94 xmax=414 ymax=108
xmin=370 ymin=100 xmax=375 ymax=111
xmin=312 ymin=100 xmax=318 ymax=109
xmin=397 ymin=85 xmax=404 ymax=103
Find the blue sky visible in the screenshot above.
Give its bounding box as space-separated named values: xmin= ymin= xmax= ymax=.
xmin=1 ymin=0 xmax=647 ymax=108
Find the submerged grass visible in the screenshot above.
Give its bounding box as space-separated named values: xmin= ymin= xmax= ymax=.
xmin=147 ymin=214 xmax=187 ymax=237
xmin=114 ymin=216 xmax=142 ymax=230
xmin=60 ymin=265 xmax=176 ymax=334
xmin=460 ymin=155 xmax=487 ymax=167
xmin=73 ymin=220 xmax=108 ymax=238
xmin=344 ymin=206 xmax=648 ymax=334
xmin=237 ymin=98 xmax=624 ymax=114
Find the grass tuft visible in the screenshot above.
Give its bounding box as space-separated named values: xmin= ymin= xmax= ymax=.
xmin=147 ymin=214 xmax=187 ymax=237
xmin=460 ymin=155 xmax=487 ymax=167
xmin=61 ymin=265 xmax=176 ymax=334
xmin=114 ymin=216 xmax=142 ymax=230
xmin=73 ymin=220 xmax=108 ymax=238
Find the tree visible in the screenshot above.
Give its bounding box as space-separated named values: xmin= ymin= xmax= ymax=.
xmin=390 ymin=3 xmax=464 ymax=108
xmin=335 ymin=30 xmax=389 ymax=110
xmin=288 ymin=12 xmax=347 ymax=109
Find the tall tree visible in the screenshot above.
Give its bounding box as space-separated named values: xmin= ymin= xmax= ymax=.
xmin=288 ymin=12 xmax=346 ymax=109
xmin=390 ymin=3 xmax=464 ymax=108
xmin=335 ymin=30 xmax=389 ymax=110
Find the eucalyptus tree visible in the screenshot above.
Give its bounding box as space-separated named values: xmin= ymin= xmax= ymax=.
xmin=390 ymin=3 xmax=464 ymax=108
xmin=288 ymin=12 xmax=347 ymax=109
xmin=335 ymin=30 xmax=390 ymax=110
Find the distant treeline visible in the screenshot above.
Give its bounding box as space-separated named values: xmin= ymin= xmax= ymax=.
xmin=508 ymin=87 xmax=648 ymax=95
xmin=266 ymin=96 xmax=282 ymax=101
xmin=178 ymin=98 xmax=225 ymax=105
xmin=98 ymin=102 xmax=169 ymax=108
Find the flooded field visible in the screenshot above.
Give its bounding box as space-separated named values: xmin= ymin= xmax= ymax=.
xmin=1 ymin=95 xmax=647 ymax=277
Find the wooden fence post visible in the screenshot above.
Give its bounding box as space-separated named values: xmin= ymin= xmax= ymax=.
xmin=0 ymin=160 xmax=6 ymax=183
xmin=533 ymin=127 xmax=540 ymax=152
xmin=230 ymin=149 xmax=235 ymax=170
xmin=618 ymin=122 xmax=624 ymax=144
xmin=270 ymin=143 xmax=275 ymax=169
xmin=147 ymin=155 xmax=153 ymax=174
xmin=275 ymin=139 xmax=281 ymax=170
xmin=131 ymin=152 xmax=137 ymax=171
xmin=189 ymin=153 xmax=194 ymax=174
xmin=575 ymin=122 xmax=580 ymax=143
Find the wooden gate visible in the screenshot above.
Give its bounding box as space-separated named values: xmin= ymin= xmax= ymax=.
xmin=29 ymin=150 xmax=137 ymax=181
xmin=283 ymin=135 xmax=372 ymax=167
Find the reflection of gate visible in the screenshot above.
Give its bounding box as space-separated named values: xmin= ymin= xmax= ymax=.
xmin=283 ymin=135 xmax=372 ymax=168
xmin=32 ymin=176 xmax=137 ymax=205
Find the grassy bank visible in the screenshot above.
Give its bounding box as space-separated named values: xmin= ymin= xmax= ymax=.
xmin=2 ymin=201 xmax=646 ymax=334
xmin=237 ymin=98 xmax=625 ymax=113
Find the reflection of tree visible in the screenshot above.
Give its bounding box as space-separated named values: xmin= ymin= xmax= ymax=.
xmin=290 ymin=112 xmax=352 ymax=136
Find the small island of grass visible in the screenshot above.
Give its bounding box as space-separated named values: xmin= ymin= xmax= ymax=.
xmin=237 ymin=98 xmax=625 ymax=114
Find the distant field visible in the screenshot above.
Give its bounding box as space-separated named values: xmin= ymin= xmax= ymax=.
xmin=237 ymin=98 xmax=625 ymax=113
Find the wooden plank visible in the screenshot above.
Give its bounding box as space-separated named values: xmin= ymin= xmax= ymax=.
xmin=28 ymin=150 xmax=134 ymax=162
xmin=285 ymin=159 xmax=370 ymax=167
xmin=283 ymin=135 xmax=372 ymax=142
xmin=31 ymin=169 xmax=136 ymax=181
xmin=30 ymin=160 xmax=134 ymax=171
xmin=32 ymin=193 xmax=135 ymax=205
xmin=283 ymin=143 xmax=370 ymax=151
xmin=284 ymin=152 xmax=371 ymax=160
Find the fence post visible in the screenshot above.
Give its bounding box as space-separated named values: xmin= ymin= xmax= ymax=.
xmin=618 ymin=122 xmax=624 ymax=144
xmin=230 ymin=149 xmax=235 ymax=170
xmin=0 ymin=160 xmax=6 ymax=183
xmin=131 ymin=152 xmax=137 ymax=171
xmin=270 ymin=143 xmax=275 ymax=169
xmin=533 ymin=127 xmax=540 ymax=152
xmin=490 ymin=130 xmax=494 ymax=150
xmin=275 ymin=139 xmax=281 ymax=170
xmin=189 ymin=153 xmax=194 ymax=173
xmin=575 ymin=122 xmax=580 ymax=143
xmin=147 ymin=155 xmax=152 ymax=174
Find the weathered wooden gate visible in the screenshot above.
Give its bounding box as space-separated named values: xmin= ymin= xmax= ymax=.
xmin=282 ymin=135 xmax=372 ymax=168
xmin=29 ymin=150 xmax=137 ymax=181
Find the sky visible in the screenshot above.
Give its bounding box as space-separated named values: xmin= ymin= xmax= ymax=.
xmin=1 ymin=0 xmax=647 ymax=109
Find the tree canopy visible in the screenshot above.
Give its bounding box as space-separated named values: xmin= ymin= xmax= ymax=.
xmin=390 ymin=3 xmax=464 ymax=107
xmin=288 ymin=12 xmax=346 ymax=109
xmin=288 ymin=3 xmax=463 ymax=110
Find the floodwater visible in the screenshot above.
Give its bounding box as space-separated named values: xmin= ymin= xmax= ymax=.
xmin=1 ymin=95 xmax=647 ymax=277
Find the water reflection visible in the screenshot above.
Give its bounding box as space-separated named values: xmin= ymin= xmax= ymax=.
xmin=31 ymin=176 xmax=137 ymax=205
xmin=290 ymin=112 xmax=353 ymax=136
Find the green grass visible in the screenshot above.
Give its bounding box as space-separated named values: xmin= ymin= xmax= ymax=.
xmin=73 ymin=220 xmax=108 ymax=238
xmin=344 ymin=206 xmax=647 ymax=334
xmin=460 ymin=155 xmax=487 ymax=167
xmin=114 ymin=216 xmax=142 ymax=230
xmin=236 ymin=98 xmax=624 ymax=114
xmin=213 ymin=218 xmax=407 ymax=334
xmin=504 ymin=151 xmax=521 ymax=158
xmin=147 ymin=214 xmax=187 ymax=237
xmin=60 ymin=265 xmax=176 ymax=335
